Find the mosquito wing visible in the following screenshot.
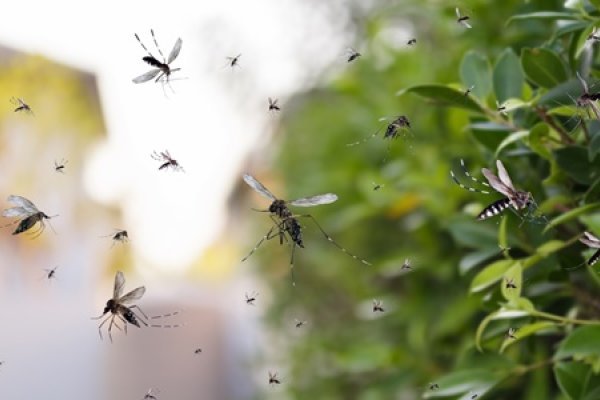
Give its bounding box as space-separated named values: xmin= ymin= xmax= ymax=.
xmin=481 ymin=168 xmax=513 ymax=197
xmin=119 ymin=286 xmax=146 ymax=304
xmin=6 ymin=195 xmax=39 ymax=214
xmin=2 ymin=207 xmax=31 ymax=218
xmin=243 ymin=174 xmax=277 ymax=200
xmin=133 ymin=69 xmax=161 ymax=83
xmin=580 ymin=231 xmax=600 ymax=248
xmin=167 ymin=38 xmax=183 ymax=64
xmin=495 ymin=160 xmax=515 ymax=190
xmin=455 ymin=7 xmax=461 ymax=19
xmin=289 ymin=193 xmax=338 ymax=207
xmin=113 ymin=271 xmax=126 ymax=300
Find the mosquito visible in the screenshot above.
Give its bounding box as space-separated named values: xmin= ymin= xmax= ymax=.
xmin=456 ymin=8 xmax=472 ymax=28
xmin=102 ymin=229 xmax=129 ymax=247
xmin=268 ymin=97 xmax=280 ymax=112
xmin=242 ymin=174 xmax=370 ymax=285
xmin=450 ymin=159 xmax=534 ymax=221
xmin=574 ymin=72 xmax=600 ymax=120
xmin=428 ymin=383 xmax=439 ymax=391
xmin=92 ymin=271 xmax=180 ymax=342
xmin=463 ymin=84 xmax=475 ymax=97
xmin=401 ymin=258 xmax=413 ymax=271
xmin=372 ymin=299 xmax=385 ymax=313
xmin=143 ymin=388 xmax=159 ymax=399
xmin=505 ymin=327 xmax=517 ymax=340
xmin=132 ymin=30 xmax=183 ymax=93
xmin=226 ymin=54 xmax=241 ymax=68
xmin=505 ymin=277 xmax=517 ymax=289
xmin=372 ymin=182 xmax=384 ymax=191
xmin=245 ymin=291 xmax=258 ymax=305
xmin=194 ymin=348 xmax=202 ymax=354
xmin=54 ymin=159 xmax=68 ymax=174
xmin=2 ymin=195 xmax=56 ymax=238
xmin=347 ymin=115 xmax=412 ymax=147
xmin=294 ymin=319 xmax=307 ymax=328
xmin=578 ymin=231 xmax=600 ymax=267
xmin=496 ymin=100 xmax=507 ymax=116
xmin=346 ymin=47 xmax=361 ymax=63
xmin=588 ymin=27 xmax=600 ymax=42
xmin=151 ymin=150 xmax=184 ymax=172
xmin=268 ymin=371 xmax=281 ymax=385
xmin=10 ymin=97 xmax=33 ymax=115
xmin=44 ymin=265 xmax=59 ymax=280
xmin=407 ymin=38 xmax=417 ymax=46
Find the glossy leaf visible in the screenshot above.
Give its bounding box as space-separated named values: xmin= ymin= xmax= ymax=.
xmin=500 ymin=321 xmax=557 ymax=353
xmin=493 ymin=48 xmax=524 ymax=103
xmin=521 ymin=48 xmax=568 ymax=89
xmin=460 ymin=51 xmax=492 ymax=100
xmin=471 ymin=259 xmax=515 ymax=293
xmin=397 ymin=84 xmax=485 ymax=113
xmin=543 ymin=203 xmax=600 ymax=232
xmin=556 ymin=326 xmax=600 ymax=359
xmin=501 ymin=262 xmax=522 ymax=301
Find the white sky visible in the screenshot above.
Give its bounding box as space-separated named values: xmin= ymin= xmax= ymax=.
xmin=0 ymin=0 xmax=356 ymax=276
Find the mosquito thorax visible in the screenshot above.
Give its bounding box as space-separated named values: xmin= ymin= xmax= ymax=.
xmin=269 ymin=200 xmax=288 ymax=217
xmin=511 ymin=191 xmax=532 ymax=210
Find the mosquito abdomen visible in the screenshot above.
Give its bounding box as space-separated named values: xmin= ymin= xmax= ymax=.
xmin=477 ymin=198 xmax=511 ymax=220
xmin=13 ymin=214 xmax=40 ymax=235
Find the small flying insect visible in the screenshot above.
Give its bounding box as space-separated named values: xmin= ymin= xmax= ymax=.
xmin=2 ymin=195 xmax=56 ymax=238
xmin=142 ymin=388 xmax=159 ymax=400
xmin=133 ymin=30 xmax=183 ymax=94
xmin=242 ymin=174 xmax=370 ymax=285
xmin=575 ymin=72 xmax=600 ymax=120
xmin=268 ymin=371 xmax=281 ymax=385
xmin=407 ymin=38 xmax=417 ymax=46
xmin=496 ymin=100 xmax=507 ymax=116
xmin=93 ymin=271 xmax=147 ymax=342
xmin=151 ymin=150 xmax=184 ymax=172
xmin=588 ymin=27 xmax=600 ymax=42
xmin=372 ymin=182 xmax=384 ymax=191
xmin=579 ymin=231 xmax=600 ymax=267
xmin=54 ymin=159 xmax=68 ymax=174
xmin=401 ymin=258 xmax=413 ymax=271
xmin=470 ymin=393 xmax=479 ymax=400
xmin=268 ymin=97 xmax=280 ymax=112
xmin=505 ymin=327 xmax=517 ymax=340
xmin=294 ymin=319 xmax=307 ymax=328
xmin=194 ymin=348 xmax=202 ymax=354
xmin=456 ymin=8 xmax=472 ymax=29
xmin=450 ymin=159 xmax=534 ymax=221
xmin=347 ymin=115 xmax=411 ymax=148
xmin=429 ymin=383 xmax=439 ymax=391
xmin=226 ymin=54 xmax=242 ymax=68
xmin=346 ymin=47 xmax=361 ymax=63
xmin=44 ymin=265 xmax=59 ymax=281
xmin=10 ymin=97 xmax=33 ymax=115
xmin=463 ymin=85 xmax=475 ymax=97
xmin=102 ymin=229 xmax=129 ymax=247
xmin=245 ymin=291 xmax=258 ymax=305
xmin=372 ymin=299 xmax=385 ymax=313
xmin=505 ymin=277 xmax=517 ymax=289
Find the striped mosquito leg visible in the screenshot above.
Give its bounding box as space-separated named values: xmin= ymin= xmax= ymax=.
xmin=588 ymin=249 xmax=600 ymax=266
xmin=129 ymin=305 xmax=149 ymax=320
xmin=150 ymin=29 xmax=165 ymax=61
xmin=134 ymin=33 xmax=154 ymax=58
xmin=450 ymin=170 xmax=486 ymax=193
xmin=477 ymin=198 xmax=511 ymax=220
xmin=298 ymin=214 xmax=371 ymax=266
xmin=290 ymin=242 xmax=298 ymax=287
xmin=242 ymin=225 xmax=278 ymax=262
xmin=346 ymin=128 xmax=381 ymax=147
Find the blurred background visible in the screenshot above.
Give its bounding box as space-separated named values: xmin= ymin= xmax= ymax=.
xmin=0 ymin=0 xmax=567 ymax=399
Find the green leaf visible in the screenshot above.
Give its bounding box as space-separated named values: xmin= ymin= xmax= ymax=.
xmin=460 ymin=51 xmax=492 ymax=100
xmin=493 ymin=49 xmax=524 ymax=103
xmin=536 ymin=240 xmax=567 ymax=257
xmin=554 ymin=146 xmax=600 ymax=185
xmin=528 ymin=123 xmax=552 ymax=160
xmin=397 ymin=84 xmax=485 ymax=113
xmin=521 ymin=48 xmax=568 ymax=89
xmin=475 ymin=308 xmax=531 ymax=351
xmin=555 ymin=362 xmax=590 ymax=400
xmin=498 ymin=216 xmax=508 ymax=251
xmin=543 ymin=203 xmax=600 ymax=232
xmin=423 ymin=369 xmax=504 ymax=399
xmin=447 ymin=219 xmax=498 ymax=249
xmin=507 ymin=12 xmax=581 ymax=23
xmin=471 ymin=259 xmax=515 ymax=292
xmin=590 ymin=133 xmax=600 ymax=161
xmin=501 ymin=262 xmax=522 ymax=301
xmin=459 ymin=248 xmax=503 ymax=275
xmin=495 ymin=130 xmax=529 ymax=157
xmin=556 ymin=326 xmax=600 ymax=360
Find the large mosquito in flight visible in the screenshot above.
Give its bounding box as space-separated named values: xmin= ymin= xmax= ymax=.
xmin=92 ymin=271 xmax=180 ymax=342
xmin=2 ymin=195 xmax=56 ymax=238
xmin=132 ymin=30 xmax=183 ymax=92
xmin=451 ymin=160 xmax=534 ymax=220
xmin=579 ymin=231 xmax=600 ymax=267
xmin=242 ymin=174 xmax=370 ymax=284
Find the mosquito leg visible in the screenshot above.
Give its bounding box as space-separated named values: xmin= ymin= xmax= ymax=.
xmin=242 ymin=226 xmax=276 ymax=262
xmin=289 ymin=242 xmax=297 ymax=287
xmin=116 ymin=315 xmax=127 ymax=334
xmin=346 ymin=127 xmax=381 ymax=147
xmin=134 ymin=33 xmax=155 ymax=58
xmin=129 ymin=305 xmax=149 ymax=320
xmin=450 ymin=160 xmax=491 ymax=194
xmin=97 ymin=315 xmax=111 ymax=340
xmin=297 ymin=214 xmax=371 ymax=266
xmin=150 ymin=311 xmax=180 ymax=320
xmin=150 ymin=29 xmax=165 ymax=62
xmin=29 ymin=222 xmax=45 ymax=239
xmin=107 ymin=316 xmax=116 ymax=343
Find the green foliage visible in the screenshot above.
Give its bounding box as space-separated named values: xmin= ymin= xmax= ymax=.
xmin=248 ymin=1 xmax=600 ymax=399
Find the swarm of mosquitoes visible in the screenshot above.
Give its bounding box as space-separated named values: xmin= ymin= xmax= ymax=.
xmin=3 ymin=13 xmax=597 ymax=399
